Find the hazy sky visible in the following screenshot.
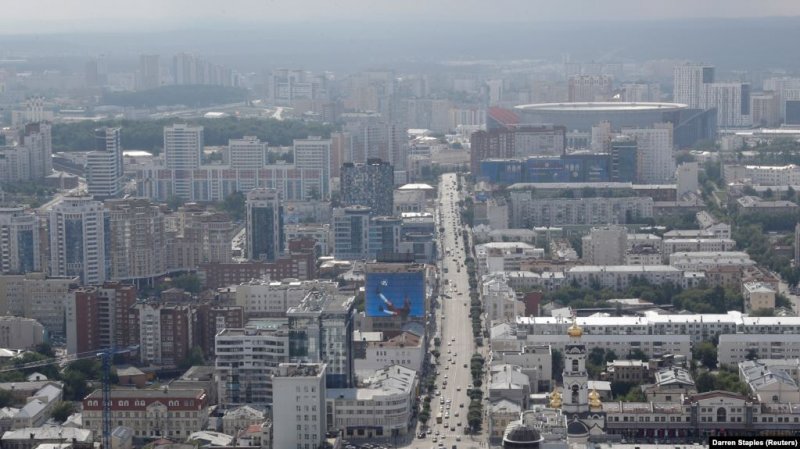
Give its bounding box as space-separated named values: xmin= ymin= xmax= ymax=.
xmin=2 ymin=0 xmax=800 ymax=33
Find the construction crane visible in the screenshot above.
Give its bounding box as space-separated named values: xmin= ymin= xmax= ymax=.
xmin=0 ymin=345 xmax=138 ymax=449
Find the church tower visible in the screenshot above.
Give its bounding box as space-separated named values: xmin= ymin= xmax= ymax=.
xmin=562 ymin=314 xmax=589 ymax=414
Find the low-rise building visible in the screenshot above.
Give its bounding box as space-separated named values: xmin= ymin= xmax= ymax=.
xmin=743 ymin=282 xmax=776 ymax=311
xmin=661 ymin=238 xmax=736 ymax=261
xmin=489 ymin=364 xmax=530 ymax=408
xmin=566 ymin=265 xmax=683 ymax=290
xmin=739 ymin=359 xmax=800 ymax=404
xmin=488 ymin=399 xmax=522 ymax=444
xmin=476 ymin=242 xmax=544 ymax=273
xmin=668 ymin=251 xmax=754 ymax=271
xmin=492 ymin=345 xmax=552 ymax=393
xmin=604 ymin=360 xmax=649 ymax=384
xmin=642 ymin=367 xmax=696 ymax=402
xmin=1 ymin=426 xmax=92 ymax=449
xmin=327 ymin=365 xmax=417 ymax=440
xmin=736 ymin=195 xmax=800 ymax=216
xmin=82 ymin=389 xmax=208 ymax=439
xmin=353 ymin=332 xmax=424 ymax=379
xmin=221 ymin=405 xmax=266 ymax=436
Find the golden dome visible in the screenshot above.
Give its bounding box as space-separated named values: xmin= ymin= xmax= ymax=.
xmin=549 ymin=389 xmax=562 ymax=409
xmin=589 ymin=388 xmax=602 ymax=409
xmin=567 ymin=320 xmax=583 ymax=338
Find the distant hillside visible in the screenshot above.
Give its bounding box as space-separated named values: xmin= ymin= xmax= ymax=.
xmin=101 ymin=85 xmax=248 ymax=108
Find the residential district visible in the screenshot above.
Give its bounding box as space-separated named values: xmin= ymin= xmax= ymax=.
xmin=3 ymin=53 xmax=800 ymax=449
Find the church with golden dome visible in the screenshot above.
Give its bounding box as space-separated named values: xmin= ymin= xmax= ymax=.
xmin=549 ymin=314 xmax=607 ymax=443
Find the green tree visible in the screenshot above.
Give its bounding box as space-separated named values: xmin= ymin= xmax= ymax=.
xmin=49 ymin=401 xmax=75 ymax=423
xmin=694 ymin=342 xmax=718 ymax=369
xmin=220 ymin=192 xmax=245 ymax=221
xmin=179 ymin=346 xmax=206 ymax=370
xmin=169 ymin=274 xmax=202 ymax=294
xmin=0 ymin=390 xmax=12 ymax=408
xmin=627 ymin=349 xmax=649 ymax=362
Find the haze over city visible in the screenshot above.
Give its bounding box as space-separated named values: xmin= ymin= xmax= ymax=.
xmin=2 ymin=2 xmax=800 ymax=449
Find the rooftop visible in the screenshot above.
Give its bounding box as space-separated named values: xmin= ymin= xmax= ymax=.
xmin=514 ymin=102 xmax=688 ymax=112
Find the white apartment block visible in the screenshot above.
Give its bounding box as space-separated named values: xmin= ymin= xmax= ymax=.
xmin=582 ymin=226 xmax=627 ymax=265
xmin=86 ymin=127 xmax=123 ymax=199
xmin=273 ymin=363 xmax=327 ymax=449
xmin=48 ymin=196 xmax=107 ymax=285
xmin=482 ymin=275 xmax=525 ymax=324
xmin=164 ymin=124 xmax=203 ymax=199
xmin=566 ymin=265 xmax=683 ymax=290
xmin=625 ymin=251 xmax=662 ymax=266
xmin=621 ymin=123 xmax=676 ymax=184
xmin=511 ymin=333 xmax=691 ymax=362
xmin=293 ymin=137 xmax=332 ymax=200
xmin=668 ymin=251 xmax=754 ymax=271
xmin=661 ymin=238 xmax=736 ymax=262
xmin=327 ymin=365 xmax=417 ymax=440
xmin=509 ymin=193 xmax=654 ymax=228
xmin=673 ymin=63 xmax=714 ymax=108
xmin=234 ymin=279 xmax=338 ymax=318
xmin=215 ymin=328 xmax=290 ymax=406
xmin=719 ymin=334 xmax=800 ymax=366
xmin=519 ymin=310 xmax=800 ymax=346
xmin=702 ymin=82 xmax=751 ymax=128
xmin=476 ymin=242 xmax=544 ymax=273
xmin=229 ymin=136 xmax=267 ymax=169
xmin=0 ymin=316 xmax=45 ymax=349
xmin=724 ymin=164 xmax=800 ymax=186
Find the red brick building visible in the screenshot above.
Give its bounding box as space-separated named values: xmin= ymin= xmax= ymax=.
xmin=66 ymin=282 xmax=138 ymax=355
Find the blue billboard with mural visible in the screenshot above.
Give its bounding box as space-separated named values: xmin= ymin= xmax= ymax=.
xmin=365 ymin=271 xmax=425 ymax=318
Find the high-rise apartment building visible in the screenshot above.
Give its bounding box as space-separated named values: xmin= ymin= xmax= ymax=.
xmin=621 ymin=123 xmax=676 ymax=184
xmin=0 ymin=273 xmax=77 ymax=337
xmin=581 ymin=226 xmax=627 ymax=265
xmin=105 ymin=198 xmax=167 ymax=282
xmin=469 ymin=125 xmax=566 ymax=174
xmin=568 ymin=75 xmax=612 ymax=102
xmin=272 ymin=363 xmax=327 ymax=449
xmin=215 ymin=327 xmax=290 ymax=405
xmin=164 ymin=124 xmax=203 ymax=199
xmin=134 ymin=302 xmax=195 ymax=367
xmin=166 ymin=206 xmax=234 ymax=271
xmin=137 ymin=54 xmax=160 ymax=90
xmin=0 ymin=206 xmax=40 ymax=274
xmin=751 ymin=92 xmax=780 ymax=127
xmin=332 ymin=206 xmax=371 ymax=261
xmin=19 ymin=122 xmax=52 ymax=179
xmin=229 ymin=136 xmax=267 ymax=169
xmin=268 ymin=69 xmax=326 ymax=105
xmin=66 ymin=282 xmax=138 ymax=354
xmin=340 ymin=159 xmax=394 ymax=216
xmin=48 ymin=196 xmax=108 ymax=285
xmin=293 ymin=137 xmax=332 ymax=200
xmin=701 ymin=82 xmax=751 ymax=128
xmin=86 ymin=127 xmax=124 ymax=199
xmin=245 ymin=188 xmax=283 ymax=262
xmin=673 ymin=63 xmax=715 ymax=108
xmin=763 ymin=76 xmax=800 ymax=121
xmin=286 ymin=292 xmax=355 ymax=388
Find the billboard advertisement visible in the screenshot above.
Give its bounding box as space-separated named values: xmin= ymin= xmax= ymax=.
xmin=365 ymin=271 xmax=425 ymax=318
